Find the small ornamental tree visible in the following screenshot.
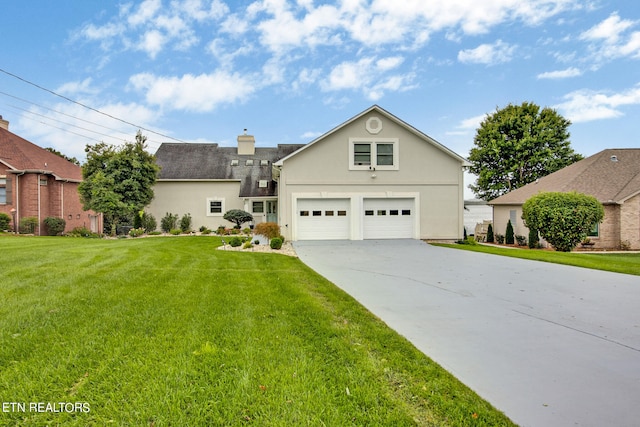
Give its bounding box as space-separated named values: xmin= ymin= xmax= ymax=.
xmin=522 ymin=191 xmax=604 ymax=252
xmin=0 ymin=212 xmax=10 ymax=231
xmin=223 ymin=209 xmax=253 ymax=229
xmin=486 ymin=223 xmax=494 ymax=243
xmin=505 ymin=220 xmax=515 ymax=244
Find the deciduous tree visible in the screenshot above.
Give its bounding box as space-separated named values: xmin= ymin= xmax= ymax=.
xmin=79 ymin=131 xmax=159 ymax=235
xmin=469 ymin=102 xmax=582 ymax=201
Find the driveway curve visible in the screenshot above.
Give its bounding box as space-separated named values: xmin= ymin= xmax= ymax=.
xmin=293 ymin=239 xmax=640 ymax=427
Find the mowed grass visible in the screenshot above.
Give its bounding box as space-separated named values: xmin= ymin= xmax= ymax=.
xmin=435 ymin=243 xmax=640 ymax=276
xmin=0 ymin=235 xmax=514 ymax=426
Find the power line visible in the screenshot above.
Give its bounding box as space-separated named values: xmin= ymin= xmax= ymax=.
xmin=0 ymin=67 xmax=188 ymax=144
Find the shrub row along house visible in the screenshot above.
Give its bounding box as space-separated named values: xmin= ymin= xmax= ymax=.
xmin=148 ymin=105 xmax=470 ymax=241
xmin=490 ymin=149 xmax=640 ymax=250
xmin=0 ymin=116 xmax=101 ymax=235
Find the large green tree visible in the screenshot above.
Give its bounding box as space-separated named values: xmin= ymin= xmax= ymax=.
xmin=522 ymin=191 xmax=604 ymax=252
xmin=79 ymin=131 xmax=160 ymax=235
xmin=468 ymin=102 xmax=582 ymax=201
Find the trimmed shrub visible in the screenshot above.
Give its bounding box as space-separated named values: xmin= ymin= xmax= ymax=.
xmin=254 ymin=222 xmax=281 ymax=240
xmin=67 ymin=226 xmax=99 ymax=238
xmin=180 ymin=213 xmax=192 ymax=233
xmin=44 ymin=216 xmax=66 ymax=236
xmin=270 ymin=237 xmax=283 ymax=250
xmin=486 ymin=223 xmax=494 ymax=243
xmin=141 ymin=212 xmax=157 ymax=232
xmin=169 ymin=228 xmax=182 ymax=235
xmin=229 ymin=236 xmax=242 ymax=247
xmin=243 ymin=241 xmax=253 ymax=249
xmin=161 ymin=213 xmax=178 ymax=233
xmin=523 ymin=191 xmax=604 ymax=252
xmin=0 ymin=212 xmax=11 ymax=231
xmin=20 ymin=216 xmax=39 ymax=234
xmin=515 ymin=235 xmax=527 ymax=246
xmin=495 ymin=234 xmax=505 ymax=244
xmin=528 ymin=227 xmax=539 ymax=249
xmin=505 ymin=220 xmax=514 ymax=244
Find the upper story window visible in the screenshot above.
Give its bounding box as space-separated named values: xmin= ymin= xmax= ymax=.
xmin=349 ymin=138 xmax=399 ymax=170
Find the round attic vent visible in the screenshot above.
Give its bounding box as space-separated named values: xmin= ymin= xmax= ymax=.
xmin=366 ymin=116 xmax=382 ymax=134
xmin=610 ymin=155 xmax=618 ymax=162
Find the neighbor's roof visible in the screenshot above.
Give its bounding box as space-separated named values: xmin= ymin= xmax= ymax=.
xmin=489 ymin=149 xmax=640 ymax=205
xmin=275 ymin=104 xmax=471 ymax=166
xmin=0 ymin=127 xmax=82 ymax=181
xmin=155 ymin=143 xmax=305 ymax=197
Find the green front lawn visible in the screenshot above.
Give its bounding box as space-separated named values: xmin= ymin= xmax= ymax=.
xmin=0 ymin=235 xmax=514 ymax=426
xmin=436 ymin=243 xmax=640 ymax=276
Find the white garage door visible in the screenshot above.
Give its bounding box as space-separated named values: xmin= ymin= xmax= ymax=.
xmin=363 ymin=198 xmax=414 ymax=239
xmin=297 ymin=199 xmax=350 ymax=240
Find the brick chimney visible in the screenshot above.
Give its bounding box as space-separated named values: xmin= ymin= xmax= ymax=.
xmin=0 ymin=115 xmax=8 ymax=130
xmin=237 ymin=128 xmax=255 ymax=155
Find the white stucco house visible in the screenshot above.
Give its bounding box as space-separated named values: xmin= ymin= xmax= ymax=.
xmin=147 ymin=105 xmax=470 ymax=241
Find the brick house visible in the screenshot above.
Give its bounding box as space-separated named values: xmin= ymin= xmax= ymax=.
xmin=489 ymin=149 xmax=640 ymax=250
xmin=0 ymin=116 xmax=101 ymax=235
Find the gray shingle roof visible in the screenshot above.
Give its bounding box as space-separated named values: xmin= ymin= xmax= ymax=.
xmin=155 ymin=143 xmax=305 ymax=197
xmin=489 ymin=149 xmax=640 ymax=205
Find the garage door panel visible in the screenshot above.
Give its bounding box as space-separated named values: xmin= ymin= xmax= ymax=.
xmin=364 ymin=198 xmax=414 ymax=239
xmin=297 ymin=199 xmax=350 ymax=240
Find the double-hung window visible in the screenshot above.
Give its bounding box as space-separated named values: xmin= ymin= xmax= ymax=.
xmin=206 ymin=198 xmax=224 ymax=216
xmin=349 ymin=138 xmax=398 ymax=170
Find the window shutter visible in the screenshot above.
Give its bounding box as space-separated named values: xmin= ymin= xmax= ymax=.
xmin=4 ymin=176 xmax=11 ymax=205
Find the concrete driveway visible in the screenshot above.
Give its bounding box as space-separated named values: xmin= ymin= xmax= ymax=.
xmin=293 ymin=239 xmax=640 ymax=427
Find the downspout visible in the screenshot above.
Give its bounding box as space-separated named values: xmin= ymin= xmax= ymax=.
xmin=37 ymin=174 xmax=41 ymax=235
xmin=15 ymin=171 xmax=25 ymax=231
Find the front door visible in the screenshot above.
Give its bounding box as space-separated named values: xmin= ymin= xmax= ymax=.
xmin=266 ymin=200 xmax=277 ymax=223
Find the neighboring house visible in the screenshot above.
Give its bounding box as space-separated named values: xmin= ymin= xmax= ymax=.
xmin=489 ymin=149 xmax=640 ymax=250
xmin=0 ymin=116 xmax=101 ymax=234
xmin=148 ymin=105 xmax=470 ymax=241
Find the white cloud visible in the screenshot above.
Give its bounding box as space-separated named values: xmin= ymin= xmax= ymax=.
xmin=129 ymin=71 xmax=257 ymax=112
xmin=579 ymin=12 xmax=640 ymax=65
xmin=14 ymin=101 xmax=160 ymax=161
xmin=458 ymin=40 xmax=516 ymax=65
xmin=138 ymin=30 xmax=166 ymax=58
xmin=459 ymin=114 xmax=486 ymax=130
xmin=554 ymin=85 xmax=640 ymax=123
xmin=580 ymin=12 xmax=635 ymax=44
xmin=56 ymin=78 xmax=100 ymax=96
xmin=537 ymin=67 xmax=582 ymax=79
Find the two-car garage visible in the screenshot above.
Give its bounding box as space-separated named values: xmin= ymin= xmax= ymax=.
xmin=295 ymin=197 xmax=416 ymax=240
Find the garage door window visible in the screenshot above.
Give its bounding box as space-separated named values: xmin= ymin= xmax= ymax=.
xmin=325 ymin=211 xmax=334 ymax=216
xmin=365 ymin=210 xmax=374 ymax=216
xmin=300 ymin=211 xmax=309 ymax=216
xmin=402 ymin=209 xmax=411 ymax=215
xmin=377 ymin=210 xmax=386 ymax=216
xmin=313 ymin=210 xmax=322 ymax=216
xmin=390 ymin=210 xmax=398 ymax=215
xmin=338 ymin=210 xmax=347 ymax=216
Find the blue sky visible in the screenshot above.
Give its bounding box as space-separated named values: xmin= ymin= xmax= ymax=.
xmin=1 ymin=0 xmax=639 ymax=198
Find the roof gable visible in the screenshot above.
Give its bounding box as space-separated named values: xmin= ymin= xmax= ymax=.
xmin=275 ymin=105 xmax=470 ymax=166
xmin=0 ymin=127 xmax=82 ymax=181
xmin=489 ymin=149 xmax=640 ymax=205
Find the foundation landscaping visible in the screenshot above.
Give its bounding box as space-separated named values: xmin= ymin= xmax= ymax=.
xmin=0 ymin=234 xmax=515 ymax=426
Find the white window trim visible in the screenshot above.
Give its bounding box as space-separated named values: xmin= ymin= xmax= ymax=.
xmin=206 ymin=197 xmax=225 ymax=216
xmin=349 ymin=138 xmax=399 ymax=171
xmin=252 ymin=200 xmax=264 ymax=213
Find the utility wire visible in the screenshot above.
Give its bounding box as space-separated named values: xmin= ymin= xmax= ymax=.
xmin=0 ymin=67 xmax=187 ymax=144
